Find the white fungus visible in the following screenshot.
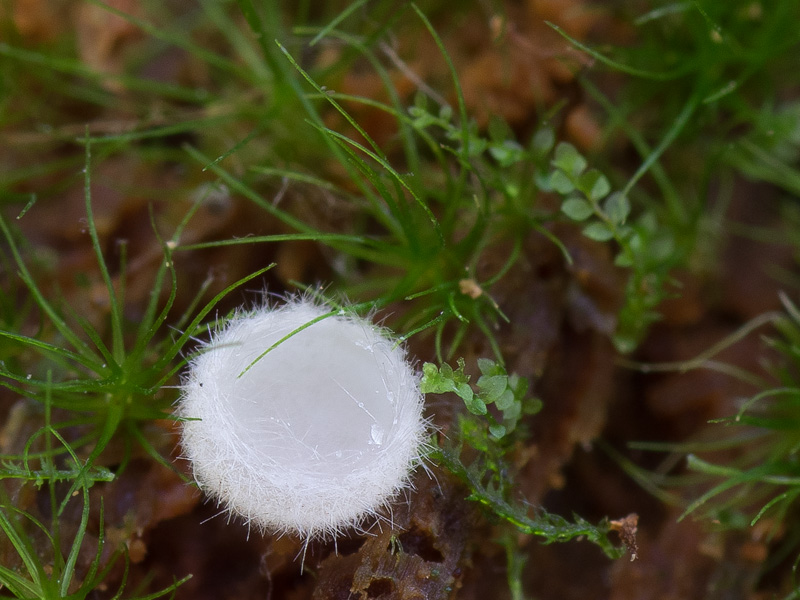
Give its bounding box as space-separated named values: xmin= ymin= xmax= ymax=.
xmin=178 ymin=299 xmax=427 ymax=541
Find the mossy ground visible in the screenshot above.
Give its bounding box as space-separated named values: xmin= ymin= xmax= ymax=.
xmin=2 ymin=1 xmax=800 ymax=599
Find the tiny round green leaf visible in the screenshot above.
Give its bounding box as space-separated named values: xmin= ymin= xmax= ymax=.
xmin=582 ymin=222 xmax=615 ymax=242
xmin=561 ymin=197 xmax=594 ymax=221
xmin=549 ymin=170 xmax=575 ymax=194
xmin=553 ymin=142 xmax=587 ymax=177
xmin=603 ymin=193 xmax=630 ymax=225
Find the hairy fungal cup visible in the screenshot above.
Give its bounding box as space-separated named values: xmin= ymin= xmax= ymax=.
xmin=179 ymin=299 xmax=428 ymax=541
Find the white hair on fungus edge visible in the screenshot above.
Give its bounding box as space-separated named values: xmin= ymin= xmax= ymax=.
xmin=178 ymin=298 xmax=428 ymax=543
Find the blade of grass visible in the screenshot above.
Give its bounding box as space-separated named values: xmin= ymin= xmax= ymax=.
xmin=0 ymin=505 xmax=45 ymax=592
xmin=0 ymin=331 xmax=96 ymax=368
xmin=184 ymin=145 xmax=333 ymax=235
xmin=621 ymin=91 xmax=699 ymax=207
xmin=85 ymin=0 xmax=251 ymax=80
xmin=410 ymin=4 xmax=468 ymax=162
xmin=308 ymin=0 xmax=369 ymax=46
xmin=199 ymin=0 xmax=271 ymax=81
xmin=151 ymin=263 xmax=276 ymax=378
xmin=60 ymin=486 xmax=91 ymax=596
xmin=0 ymin=213 xmax=105 ymax=372
xmin=312 ymin=123 xmax=444 ymax=246
xmin=546 ymin=21 xmax=691 ymax=80
xmin=83 ymin=133 xmax=125 ymax=364
xmin=0 ymin=43 xmax=209 ymax=103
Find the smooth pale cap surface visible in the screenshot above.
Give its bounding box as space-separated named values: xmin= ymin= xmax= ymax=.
xmin=179 ymin=301 xmax=426 ymax=539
